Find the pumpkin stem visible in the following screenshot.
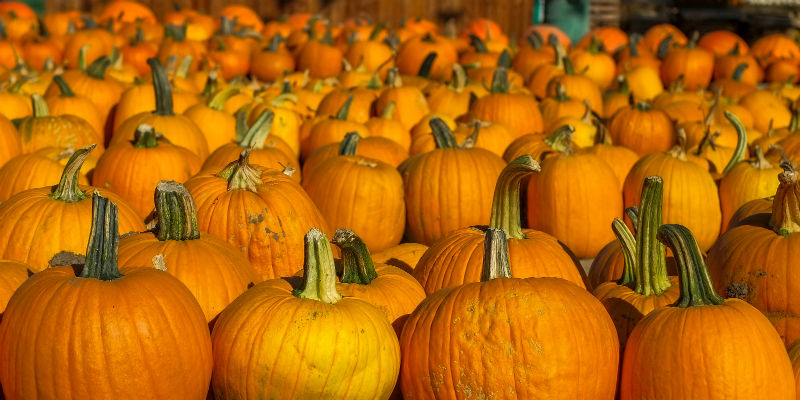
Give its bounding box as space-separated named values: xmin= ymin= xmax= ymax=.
xmin=732 ymin=62 xmax=749 ymax=83
xmin=338 ymin=131 xmax=360 ymax=155
xmin=481 ymin=228 xmax=512 ymax=281
xmin=751 ymin=146 xmax=773 ymax=169
xmin=722 ymin=111 xmax=748 ymax=174
xmin=430 ymin=117 xmax=459 ymax=149
xmin=497 ymin=50 xmax=511 ymax=68
xmin=489 ymin=155 xmax=541 ymax=239
xmin=133 ymin=124 xmax=159 ymax=148
xmin=175 ymin=55 xmax=193 ymax=79
xmin=770 ymin=162 xmax=800 ymax=236
xmin=154 ymin=181 xmax=200 ymax=241
xmin=489 ymin=67 xmax=509 ymax=94
xmin=634 ymin=176 xmax=672 ymax=296
xmin=207 ymin=85 xmax=239 ymax=111
xmin=293 ymin=228 xmax=342 ymax=303
xmin=526 ymin=31 xmax=543 ymax=49
xmin=628 ymin=33 xmax=642 ymax=57
xmin=656 ymin=34 xmax=673 ymax=59
xmin=449 ymin=64 xmax=467 ymax=92
xmin=610 ymin=217 xmax=637 ymax=286
xmin=728 ymin=41 xmax=741 ymax=56
xmin=626 ymin=206 xmax=640 ymax=234
xmin=30 ymin=93 xmax=49 ymax=117
xmin=238 ymin=109 xmax=275 ymax=150
xmin=789 ymin=105 xmax=800 ymax=133
xmin=76 ymin=45 xmax=88 ymax=71
xmin=417 ymin=52 xmax=437 ymax=78
xmin=52 ymin=75 xmax=75 ymax=98
xmin=469 ymin=34 xmax=488 ymax=53
xmin=554 ymin=83 xmax=569 ymax=101
xmin=85 ymin=56 xmax=111 ymax=79
xmin=266 ymin=34 xmax=283 ymax=52
xmin=200 ymin=70 xmax=219 ymax=98
xmin=561 ymin=55 xmax=575 ymax=75
xmin=634 ymin=101 xmax=652 ymax=111
xmin=368 ymin=23 xmax=384 ymax=41
xmin=385 ymin=67 xmax=402 ymax=88
xmin=543 ymin=125 xmax=575 ymax=154
xmin=80 ymin=192 xmax=124 ymax=281
xmin=218 ymin=150 xmax=263 ymax=192
xmin=335 ymin=96 xmax=354 ymax=120
xmin=380 ymin=101 xmax=396 ymax=119
xmin=147 ymin=58 xmax=174 ymax=116
xmin=332 ymin=229 xmax=378 ymax=285
xmin=656 ymin=224 xmax=725 ymax=307
xmin=50 ymin=144 xmax=95 ymax=203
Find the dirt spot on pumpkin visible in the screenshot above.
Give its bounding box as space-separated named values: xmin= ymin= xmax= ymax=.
xmin=726 ymin=282 xmax=751 ymax=300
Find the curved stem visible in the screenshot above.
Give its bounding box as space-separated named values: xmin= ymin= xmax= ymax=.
xmin=239 ymin=109 xmax=275 ymax=150
xmin=732 ymin=62 xmax=749 ymax=82
xmin=656 ymin=224 xmax=725 ymax=307
xmin=553 ymin=83 xmax=569 ymax=101
xmin=207 ymin=85 xmax=239 ymax=110
xmin=155 ymin=181 xmax=200 ymax=241
xmin=80 ymin=192 xmax=123 ymax=281
xmin=292 ymin=228 xmax=342 ymax=303
xmin=52 ymin=75 xmax=75 ymax=98
xmin=562 ymin=55 xmax=575 ymax=75
xmin=332 ymin=229 xmax=377 ymax=285
xmin=133 ymin=124 xmax=159 ymax=148
xmin=626 ymin=206 xmax=640 ymax=234
xmin=338 ymin=132 xmax=360 ymax=156
xmin=543 ymin=125 xmax=575 ymax=154
xmin=526 ymin=31 xmax=543 ymax=49
xmin=217 ymin=150 xmax=263 ymax=192
xmin=30 ymin=94 xmax=49 ymax=117
xmin=489 ymin=68 xmax=509 ymax=94
xmin=612 ymin=218 xmax=637 ymax=286
xmin=657 ymin=34 xmax=673 ymax=59
xmin=76 ymin=45 xmax=88 ymax=71
xmin=469 ymin=34 xmax=488 ymax=53
xmin=335 ymin=96 xmax=354 ymax=120
xmin=770 ymin=162 xmax=800 ymax=235
xmin=790 ymin=105 xmax=800 ymax=133
xmin=634 ymin=176 xmax=671 ymax=296
xmin=85 ymin=56 xmax=111 ymax=79
xmin=489 ymin=155 xmax=541 ymax=239
xmin=481 ymin=228 xmax=511 ymax=281
xmin=380 ymin=101 xmax=396 ymax=119
xmin=722 ymin=111 xmax=748 ymax=174
xmin=497 ymin=50 xmax=511 ymax=68
xmin=50 ymin=145 xmax=95 ymax=203
xmin=430 ymin=117 xmax=459 ymax=149
xmin=417 ymin=52 xmax=437 ymax=78
xmin=147 ymin=58 xmax=174 ymax=116
xmin=200 ymin=70 xmax=219 ymax=98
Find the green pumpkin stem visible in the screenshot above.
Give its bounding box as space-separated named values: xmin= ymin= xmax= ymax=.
xmin=154 ymin=181 xmax=200 ymax=241
xmin=293 ymin=228 xmax=342 ymax=303
xmin=218 ymin=150 xmax=262 ymax=192
xmin=380 ymin=101 xmax=396 ymax=119
xmin=239 ymin=109 xmax=275 ymax=150
xmin=770 ymin=162 xmax=800 ymax=236
xmin=657 ymin=34 xmax=673 ymax=59
xmin=80 ymin=192 xmax=123 ymax=281
xmin=789 ymin=105 xmax=800 ymax=133
xmin=76 ymin=45 xmax=88 ymax=71
xmin=200 ymin=70 xmax=219 ymax=98
xmin=626 ymin=206 xmax=640 ymax=234
xmin=85 ymin=56 xmax=111 ymax=79
xmin=266 ymin=34 xmax=283 ymax=52
xmin=656 ymin=224 xmax=725 ymax=307
xmin=489 ymin=68 xmax=509 ymax=94
xmin=634 ymin=176 xmax=671 ymax=296
xmin=430 ymin=117 xmax=459 ymax=149
xmin=628 ymin=33 xmax=642 ymax=57
xmin=207 ymin=85 xmax=239 ymax=111
xmin=417 ymin=52 xmax=437 ymax=78
xmin=751 ymin=146 xmax=773 ymax=169
xmin=385 ymin=67 xmax=402 ymax=88
xmin=30 ymin=94 xmax=49 ymax=117
xmin=335 ymin=96 xmax=354 ymax=120
xmin=52 ymin=75 xmax=75 ymax=98
xmin=481 ymin=228 xmax=512 ymax=281
xmin=449 ymin=64 xmax=467 ymax=91
xmin=133 ymin=124 xmax=159 ymax=148
xmin=332 ymin=229 xmax=377 ymax=285
xmin=526 ymin=31 xmax=543 ymax=49
xmin=612 ymin=218 xmax=637 ymax=285
xmin=543 ymin=125 xmax=575 ymax=154
xmin=369 ymin=23 xmax=384 ymax=41
xmin=497 ymin=50 xmax=511 ymax=68
xmin=562 ymin=55 xmax=575 ymax=75
xmin=554 ymin=83 xmax=569 ymax=101
xmin=164 ymin=24 xmax=187 ymax=42
xmin=338 ymin=132 xmax=360 ymax=155
xmin=722 ymin=111 xmax=748 ymax=174
xmin=469 ymin=34 xmax=488 ymax=53
xmin=489 ymin=155 xmax=541 ymax=239
xmin=175 ymin=55 xmax=193 ymax=79
xmin=147 ymin=57 xmax=175 ymax=116
xmin=50 ymin=144 xmax=95 ymax=203
xmin=732 ymin=63 xmax=749 ymax=82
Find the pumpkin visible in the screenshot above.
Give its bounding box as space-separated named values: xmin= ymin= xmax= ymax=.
xmin=45 ymin=75 xmax=104 ymax=136
xmin=623 ymin=65 xmax=664 ymax=101
xmin=687 ymin=111 xmax=749 ymax=174
xmin=512 ymin=32 xmax=556 ymax=81
xmin=751 ymin=33 xmax=800 ymax=66
xmin=739 ymin=89 xmax=792 ymax=133
xmin=372 ymin=243 xmax=429 ymax=274
xmin=118 ymin=181 xmax=259 ymax=323
xmin=423 ymin=65 xmax=473 ymax=120
xmin=0 ymin=82 xmax=33 ymax=120
xmin=401 ymin=227 xmax=619 ymax=399
xmin=642 ymin=24 xmax=688 ymax=54
xmin=0 ymin=192 xmax=212 ymax=400
xmin=16 ymin=94 xmax=102 ymax=154
xmin=185 ymin=150 xmax=329 ymax=280
xmin=609 ymin=101 xmax=676 ymax=156
xmin=110 ymin=58 xmax=209 ymax=159
xmin=540 ymin=83 xmax=586 ymax=132
xmin=157 ymin=25 xmax=206 ymax=72
xmin=62 ymin=27 xmax=114 ymax=69
xmin=698 ymin=30 xmax=749 ymax=57
xmin=363 ymin=101 xmax=411 ymax=149
xmin=413 ymin=155 xmax=585 ymax=295
xmin=211 ymin=228 xmax=400 ymax=399
xmin=569 ymin=36 xmax=616 ymax=90
xmin=620 ymin=224 xmax=795 ymax=400
xmin=714 ymin=46 xmax=763 ymax=86
xmin=345 ymin=26 xmax=394 ymax=79
xmin=303 ymin=132 xmax=405 ymax=252
xmin=410 ymin=119 xmax=513 ymax=157
xmin=471 ymin=69 xmax=543 ymax=137
xmin=0 ymin=113 xmax=20 ymax=166
xmin=584 ymin=125 xmax=641 ymax=185
xmin=249 ymin=91 xmax=303 ymax=158
xmin=302 ymin=96 xmax=371 ymax=159
xmin=0 ymin=147 xmax=97 ymax=202
xmin=592 ymin=176 xmax=680 ymax=351
xmin=527 ymin=127 xmax=623 ymax=258
xmin=297 ymin=28 xmax=343 ymax=79
xmin=401 ymin=118 xmax=506 ymax=245
xmin=708 ymin=162 xmax=800 ymax=345
xmin=766 ymin=60 xmax=800 ymax=84
xmin=660 ymin=34 xmax=715 ymax=91
xmin=375 ymin=68 xmax=430 ymax=131
xmin=720 ymin=145 xmax=781 ymax=232
xmin=578 ymin=26 xmax=628 ymax=53
xmin=526 ymin=36 xmax=567 ymax=98
xmin=616 ymin=33 xmax=662 ymax=74
xmin=316 ymin=86 xmax=377 ymax=124
xmin=727 ymin=196 xmax=774 ymax=231
xmin=0 ymin=260 xmax=29 ymax=316
xmin=546 ymin=56 xmax=604 ymax=114
xmin=251 ymin=35 xmax=295 ymax=82
xmin=181 ymin=86 xmax=239 ymax=152
xmin=396 ymin=33 xmax=457 ymax=81
xmin=303 ymin=135 xmax=408 ymax=177
xmin=112 ymin=79 xmax=198 ymax=133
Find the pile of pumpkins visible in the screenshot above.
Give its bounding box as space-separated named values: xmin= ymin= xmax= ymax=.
xmin=0 ymin=0 xmax=798 ymax=398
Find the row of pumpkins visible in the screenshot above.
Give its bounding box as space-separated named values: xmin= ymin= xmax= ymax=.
xmin=0 ymin=1 xmax=796 ymax=398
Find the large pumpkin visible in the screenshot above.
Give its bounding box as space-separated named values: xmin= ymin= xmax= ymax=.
xmin=211 ymin=228 xmax=400 ymax=399
xmin=0 ymin=193 xmax=213 ymax=400
xmin=401 ymin=228 xmax=619 ymax=399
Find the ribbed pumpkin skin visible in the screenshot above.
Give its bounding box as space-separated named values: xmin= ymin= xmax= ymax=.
xmin=0 ymin=261 xmax=30 ymax=315
xmin=727 ymin=198 xmax=772 ymax=230
xmin=91 ymin=141 xmax=202 ymax=218
xmin=302 ymin=118 xmax=371 ymax=160
xmin=0 ymin=149 xmax=95 ymax=202
xmin=117 ymin=233 xmax=260 ymax=323
xmin=202 ymin=140 xmax=299 ymax=181
xmin=185 ymin=168 xmax=329 ymax=280
xmin=372 ymin=243 xmax=429 ymax=274
xmin=583 ymin=145 xmax=640 ymax=186
xmin=400 ymin=277 xmax=619 ymax=399
xmin=45 ymin=94 xmax=104 ymax=136
xmin=17 ymin=114 xmax=103 ymax=155
xmin=304 ymin=156 xmax=405 ymax=252
xmin=413 ymin=227 xmax=585 ymax=295
xmin=48 ymin=69 xmax=124 ymax=127
xmin=211 ymin=279 xmax=400 ymax=399
xmin=623 ymin=153 xmax=721 ymax=251
xmin=788 ymin=341 xmax=800 ymax=398
xmin=0 ymin=188 xmax=145 ymax=272
xmin=527 ymin=152 xmax=623 ymax=259
xmin=112 ymin=85 xmax=197 ymax=132
xmin=588 ymin=241 xmax=625 ymax=290
xmin=182 ymin=103 xmax=236 ymax=152
xmin=402 ymin=148 xmax=505 ymax=245
xmin=470 ymin=93 xmax=543 ymax=137
xmin=707 ymin=214 xmax=800 ymax=346
xmin=303 ymin=137 xmax=409 ymax=177
xmin=0 ymin=266 xmax=213 ymax=400
xmin=608 ymin=106 xmax=676 ymax=156
xmin=0 ymin=115 xmax=21 ymax=167
xmin=620 ymin=299 xmax=795 ymax=400
xmin=111 ymin=114 xmax=210 ymax=159
xmin=719 ymin=163 xmax=781 ymax=232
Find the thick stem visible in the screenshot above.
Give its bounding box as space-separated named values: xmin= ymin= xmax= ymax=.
xmin=497 ymin=50 xmax=511 ymax=68
xmin=554 ymin=83 xmax=569 ymax=101
xmin=490 ymin=68 xmax=509 ymax=94
xmin=30 ymin=94 xmax=49 ymax=117
xmin=175 ymin=55 xmax=193 ymax=79
xmin=52 ymin=75 xmax=75 ymax=98
xmin=77 ymin=45 xmax=88 ymax=71
xmin=266 ymin=34 xmax=282 ymax=52
xmin=790 ymin=105 xmax=800 ymax=133
xmin=626 ymin=206 xmax=640 ymax=234
xmin=469 ymin=34 xmax=488 ymax=53
xmin=722 ymin=111 xmax=748 ymax=174
xmin=217 ymin=150 xmax=263 ymax=192
xmin=657 ymin=34 xmax=673 ymax=59
xmin=380 ymin=101 xmax=396 ymax=119
xmin=293 ymin=228 xmax=342 ymax=303
xmin=133 ymin=124 xmax=159 ymax=148
xmin=50 ymin=145 xmax=95 ymax=203
xmin=338 ymin=132 xmax=360 ymax=156
xmin=612 ymin=218 xmax=637 ymax=286
xmin=526 ymin=31 xmax=543 ymax=49
xmin=481 ymin=228 xmax=512 ymax=281
xmin=80 ymin=192 xmax=123 ymax=281
xmin=385 ymin=67 xmax=402 ymax=88
xmin=332 ymin=229 xmax=377 ymax=285
xmin=489 ymin=155 xmax=541 ymax=239
xmin=417 ymin=52 xmax=437 ymax=78
xmin=634 ymin=176 xmax=671 ymax=296
xmin=147 ymin=58 xmax=174 ymax=116
xmin=207 ymin=85 xmax=238 ymax=110
xmin=85 ymin=56 xmax=111 ymax=79
xmin=430 ymin=117 xmax=459 ymax=149
xmin=155 ymin=181 xmax=200 ymax=241
xmin=770 ymin=162 xmax=800 ymax=235
xmin=200 ymin=70 xmax=219 ymax=98
xmin=562 ymin=55 xmax=575 ymax=75
xmin=629 ymin=33 xmax=642 ymax=57
xmin=239 ymin=109 xmax=275 ymax=150
xmin=449 ymin=64 xmax=467 ymax=91
xmin=657 ymin=224 xmax=725 ymax=307
xmin=543 ymin=125 xmax=575 ymax=154
xmin=335 ymin=96 xmax=354 ymax=120
xmin=732 ymin=62 xmax=749 ymax=82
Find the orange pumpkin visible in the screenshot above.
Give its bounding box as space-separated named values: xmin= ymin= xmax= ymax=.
xmin=45 ymin=75 xmax=104 ymax=137
xmin=297 ymin=28 xmax=343 ymax=79
xmin=251 ymin=35 xmax=296 ymax=82
xmin=609 ymin=101 xmax=676 ymax=156
xmin=751 ymin=33 xmax=800 ymax=67
xmin=396 ymin=33 xmax=458 ymax=81
xmin=372 ymin=243 xmax=429 ymax=274
xmin=660 ymin=35 xmax=715 ymax=91
xmin=720 ymin=145 xmax=781 ymax=232
xmin=15 ymin=94 xmax=102 ymax=154
xmin=569 ymin=36 xmax=616 ymax=90
xmin=698 ymin=30 xmax=749 ymax=57
xmin=0 ymin=147 xmax=96 ymax=202
xmin=0 ymin=113 xmax=21 ymax=167
xmin=303 ymin=135 xmax=408 ymax=177
xmin=471 ymin=69 xmax=543 ymax=137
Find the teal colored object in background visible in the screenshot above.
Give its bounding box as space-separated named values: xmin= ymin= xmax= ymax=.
xmin=534 ymin=0 xmax=591 ymax=44
xmin=8 ymin=0 xmax=44 ymax=14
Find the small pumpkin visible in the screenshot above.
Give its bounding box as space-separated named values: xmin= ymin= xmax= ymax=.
xmin=546 ymin=56 xmax=604 ymax=114
xmin=297 ymin=27 xmax=343 ymax=79
xmin=375 ymin=68 xmax=430 ymax=131
xmin=15 ymin=94 xmax=102 ymax=154
xmin=396 ymin=33 xmax=457 ymax=81
xmin=471 ymin=68 xmax=543 ymax=137
xmin=303 ymin=135 xmax=408 ymax=177
xmin=720 ymin=145 xmax=781 ymax=232
xmin=608 ymin=101 xmax=676 ymax=156
xmin=0 ymin=147 xmax=96 ymax=202
xmin=45 ymin=75 xmax=104 ymax=136
xmin=569 ymin=36 xmax=616 ymax=90
xmin=372 ymin=243 xmax=429 ymax=274
xmin=302 ymin=95 xmax=371 ymax=160
xmin=660 ymin=33 xmax=715 ymax=91
xmin=698 ymin=30 xmax=749 ymax=57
